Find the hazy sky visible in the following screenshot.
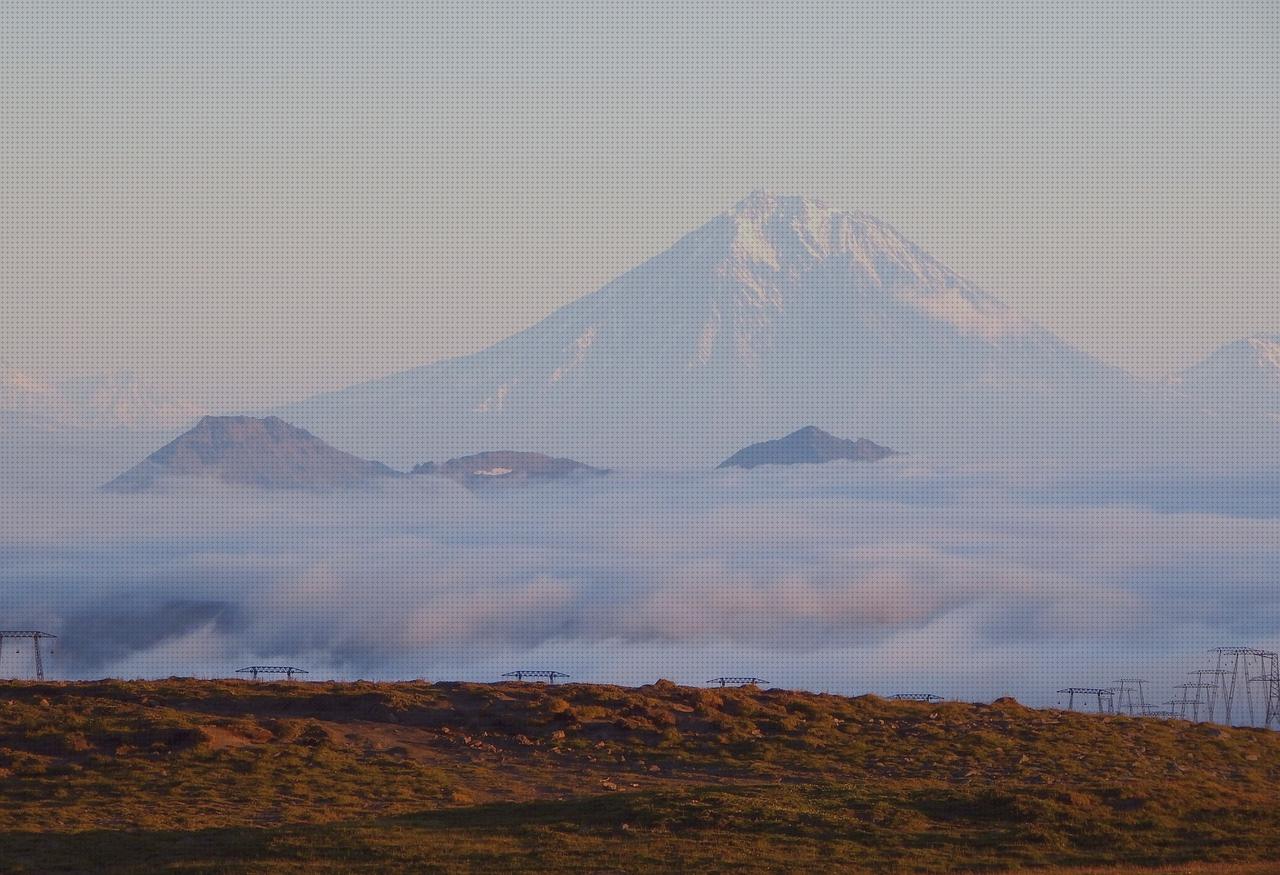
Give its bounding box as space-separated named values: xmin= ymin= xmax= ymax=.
xmin=2 ymin=1 xmax=1277 ymax=408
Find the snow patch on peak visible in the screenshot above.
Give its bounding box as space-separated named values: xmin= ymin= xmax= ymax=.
xmin=730 ymin=217 xmax=780 ymax=269
xmin=549 ymin=325 xmax=598 ymax=383
xmin=690 ymin=309 xmax=721 ymax=366
xmin=912 ymin=289 xmax=1030 ymax=343
xmin=729 ymin=192 xmax=840 ymax=263
xmin=472 ymin=382 xmax=513 ymax=414
xmin=731 ymin=190 xmax=832 ymax=223
xmin=719 ymin=193 xmax=1030 ymax=343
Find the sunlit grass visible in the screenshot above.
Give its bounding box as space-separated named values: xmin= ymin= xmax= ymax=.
xmin=0 ymin=679 xmax=1277 ymax=872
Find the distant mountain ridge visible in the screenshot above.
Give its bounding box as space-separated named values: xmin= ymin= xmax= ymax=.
xmin=719 ymin=427 xmax=896 ymax=469
xmin=2 ymin=368 xmax=203 ymax=431
xmin=1178 ymin=335 xmax=1280 ymax=421
xmin=413 ymin=450 xmax=609 ymax=485
xmin=103 ymin=415 xmax=400 ymax=491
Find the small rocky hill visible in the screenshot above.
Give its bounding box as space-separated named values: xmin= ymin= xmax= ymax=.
xmin=412 ymin=450 xmax=609 ymax=486
xmin=718 ymin=426 xmax=896 ymax=469
xmin=104 ymin=415 xmax=401 ymax=491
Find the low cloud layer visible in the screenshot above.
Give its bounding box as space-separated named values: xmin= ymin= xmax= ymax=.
xmin=1 ymin=460 xmax=1278 ymax=709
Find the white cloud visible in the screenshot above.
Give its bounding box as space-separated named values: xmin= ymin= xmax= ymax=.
xmin=1 ymin=463 xmax=1277 ymax=708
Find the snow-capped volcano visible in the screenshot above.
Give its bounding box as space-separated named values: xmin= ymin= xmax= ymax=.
xmin=282 ymin=193 xmax=1277 ymax=470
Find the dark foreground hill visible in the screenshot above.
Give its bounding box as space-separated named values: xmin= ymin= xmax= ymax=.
xmin=1 ymin=679 xmax=1279 ymax=873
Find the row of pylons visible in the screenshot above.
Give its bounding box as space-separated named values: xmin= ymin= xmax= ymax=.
xmin=1059 ymin=646 xmax=1280 ymax=728
xmin=7 ymin=632 xmax=1278 ymax=730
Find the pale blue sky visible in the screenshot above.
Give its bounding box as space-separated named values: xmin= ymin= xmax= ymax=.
xmin=2 ymin=1 xmax=1277 ymax=407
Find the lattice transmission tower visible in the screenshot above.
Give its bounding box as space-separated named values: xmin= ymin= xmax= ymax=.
xmin=1209 ymin=648 xmax=1278 ymax=727
xmin=1173 ymin=683 xmax=1216 ymax=722
xmin=1187 ymin=669 xmax=1231 ymax=723
xmin=502 ymin=670 xmax=570 ymax=684
xmin=1111 ymin=679 xmax=1149 ymax=716
xmin=1057 ymin=687 xmax=1115 ymax=714
xmin=236 ymin=666 xmax=309 ymax=681
xmin=0 ymin=631 xmax=57 ymax=680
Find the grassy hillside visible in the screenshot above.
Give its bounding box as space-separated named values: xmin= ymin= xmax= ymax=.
xmin=1 ymin=678 xmax=1278 ymax=873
